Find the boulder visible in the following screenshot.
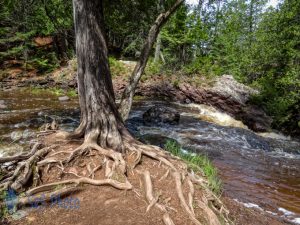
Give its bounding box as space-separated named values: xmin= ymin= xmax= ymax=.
xmin=68 ymin=78 xmax=77 ymax=88
xmin=0 ymin=100 xmax=7 ymax=109
xmin=58 ymin=96 xmax=70 ymax=101
xmin=239 ymin=105 xmax=272 ymax=132
xmin=139 ymin=134 xmax=178 ymax=148
xmin=143 ymin=106 xmax=180 ymax=125
xmin=211 ymin=75 xmax=259 ymax=105
xmin=10 ymin=131 xmax=23 ymax=141
xmin=0 ymin=104 xmax=7 ymax=109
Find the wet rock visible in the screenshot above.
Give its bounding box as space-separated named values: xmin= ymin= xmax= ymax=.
xmin=0 ymin=104 xmax=7 ymax=109
xmin=143 ymin=106 xmax=180 ymax=125
xmin=139 ymin=134 xmax=178 ymax=148
xmin=58 ymin=96 xmax=70 ymax=101
xmin=37 ymin=80 xmax=48 ymax=85
xmin=0 ymin=143 xmax=24 ymax=156
xmin=61 ymin=117 xmax=77 ymax=124
xmin=27 ymin=116 xmax=52 ymax=128
xmin=239 ymin=105 xmax=272 ymax=132
xmin=229 ymin=128 xmax=270 ymax=151
xmin=68 ymin=78 xmax=77 ymax=88
xmin=0 ymin=100 xmax=7 ymax=109
xmin=10 ymin=131 xmax=23 ymax=141
xmin=22 ymin=129 xmax=35 ymax=139
xmin=39 ymin=120 xmax=58 ymax=131
xmin=246 ymin=135 xmax=270 ymax=151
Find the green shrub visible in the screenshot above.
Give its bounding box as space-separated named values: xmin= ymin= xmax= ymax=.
xmin=67 ymin=89 xmax=78 ymax=97
xmin=109 ymin=57 xmax=127 ymax=77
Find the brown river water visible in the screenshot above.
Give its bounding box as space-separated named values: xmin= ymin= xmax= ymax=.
xmin=0 ymin=89 xmax=299 ymax=224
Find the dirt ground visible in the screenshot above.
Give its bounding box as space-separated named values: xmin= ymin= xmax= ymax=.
xmin=4 ymin=135 xmax=216 ymax=225
xmin=1 ymin=134 xmax=290 ymax=225
xmin=6 ymin=189 xmax=290 ymax=225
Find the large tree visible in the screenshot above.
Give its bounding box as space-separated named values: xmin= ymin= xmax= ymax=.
xmin=67 ymin=0 xmax=127 ymax=151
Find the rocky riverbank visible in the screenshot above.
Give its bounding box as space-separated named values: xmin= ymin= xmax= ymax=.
xmin=0 ymin=60 xmax=273 ymax=134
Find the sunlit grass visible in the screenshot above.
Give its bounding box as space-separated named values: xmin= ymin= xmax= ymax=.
xmin=27 ymin=87 xmax=64 ymax=96
xmin=164 ymin=140 xmax=222 ymax=195
xmin=67 ymin=89 xmax=77 ymax=97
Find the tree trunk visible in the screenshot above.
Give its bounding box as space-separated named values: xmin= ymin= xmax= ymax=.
xmin=72 ymin=0 xmax=124 ymax=152
xmin=154 ymin=33 xmax=162 ymax=63
xmin=118 ymin=0 xmax=184 ymax=121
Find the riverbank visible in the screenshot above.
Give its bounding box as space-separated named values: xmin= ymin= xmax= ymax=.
xmin=0 ymin=125 xmax=292 ymax=225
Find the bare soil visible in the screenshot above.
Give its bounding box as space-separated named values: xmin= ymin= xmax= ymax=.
xmin=4 ymin=133 xmax=220 ymax=225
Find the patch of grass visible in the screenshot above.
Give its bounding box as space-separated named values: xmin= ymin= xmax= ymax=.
xmin=109 ymin=57 xmax=127 ymax=77
xmin=172 ymin=79 xmax=180 ymax=88
xmin=48 ymin=87 xmax=64 ymax=96
xmin=164 ymin=140 xmax=222 ymax=195
xmin=0 ymin=71 xmax=9 ymax=81
xmin=28 ymin=87 xmax=45 ymax=95
xmin=133 ymin=95 xmax=146 ymax=101
xmin=27 ymin=87 xmax=65 ymax=96
xmin=0 ymin=190 xmax=9 ymax=218
xmin=67 ymin=89 xmax=78 ymax=97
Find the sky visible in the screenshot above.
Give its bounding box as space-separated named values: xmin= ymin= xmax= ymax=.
xmin=186 ymin=0 xmax=280 ymax=8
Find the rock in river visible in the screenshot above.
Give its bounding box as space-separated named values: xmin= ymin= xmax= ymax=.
xmin=0 ymin=100 xmax=7 ymax=109
xmin=58 ymin=96 xmax=70 ymax=101
xmin=143 ymin=106 xmax=180 ymax=125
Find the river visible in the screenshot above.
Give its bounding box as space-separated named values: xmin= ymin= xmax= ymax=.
xmin=0 ymin=89 xmax=299 ymax=224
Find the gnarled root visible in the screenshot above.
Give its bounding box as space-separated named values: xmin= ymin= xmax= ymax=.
xmin=26 ymin=177 xmax=132 ymax=197
xmin=173 ymin=172 xmax=202 ymax=225
xmin=18 ymin=186 xmax=81 ymax=208
xmin=0 ymin=144 xmax=58 ymax=191
xmin=197 ymin=199 xmax=221 ymax=225
xmin=0 ymin=131 xmax=230 ymax=225
xmin=142 ymin=170 xmax=175 ymax=225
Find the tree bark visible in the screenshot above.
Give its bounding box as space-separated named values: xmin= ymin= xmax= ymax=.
xmin=72 ymin=0 xmax=124 ymax=152
xmin=118 ymin=0 xmax=184 ymax=121
xmin=154 ymin=33 xmax=162 ymax=63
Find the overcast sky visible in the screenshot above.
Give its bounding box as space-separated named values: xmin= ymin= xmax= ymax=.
xmin=186 ymin=0 xmax=280 ymax=8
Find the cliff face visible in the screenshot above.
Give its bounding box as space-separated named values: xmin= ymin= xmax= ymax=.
xmin=113 ymin=75 xmax=272 ymax=132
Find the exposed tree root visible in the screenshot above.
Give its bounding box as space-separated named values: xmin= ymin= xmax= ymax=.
xmin=142 ymin=170 xmax=175 ymax=225
xmin=0 ymin=132 xmax=231 ymax=225
xmin=26 ymin=177 xmax=132 ymax=196
xmin=0 ymin=143 xmax=42 ymax=164
xmin=188 ymin=177 xmax=195 ymax=215
xmin=163 ymin=213 xmax=176 ymax=225
xmin=173 ymin=172 xmax=202 ymax=225
xmin=0 ymin=144 xmax=58 ymax=191
xmin=18 ymin=186 xmax=82 ymax=208
xmin=197 ymin=199 xmax=221 ymax=225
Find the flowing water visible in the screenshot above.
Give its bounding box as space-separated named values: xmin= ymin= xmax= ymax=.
xmin=0 ymin=90 xmax=299 ymax=224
